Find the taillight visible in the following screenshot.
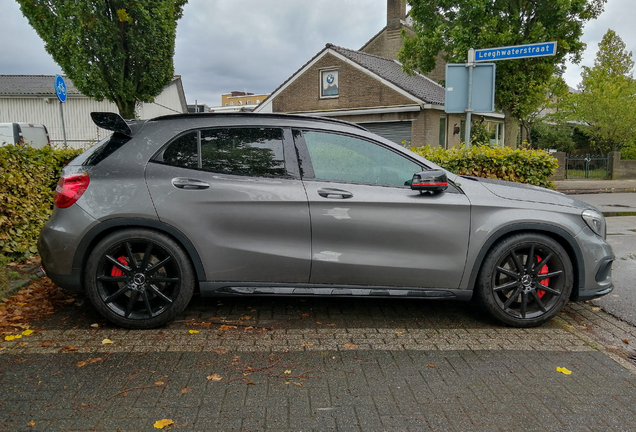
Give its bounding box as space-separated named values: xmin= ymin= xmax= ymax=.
xmin=54 ymin=173 xmax=90 ymax=208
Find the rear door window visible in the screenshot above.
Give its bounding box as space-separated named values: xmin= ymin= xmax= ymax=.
xmin=156 ymin=127 xmax=288 ymax=177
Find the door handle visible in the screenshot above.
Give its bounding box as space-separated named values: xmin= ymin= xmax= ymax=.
xmin=172 ymin=178 xmax=210 ymax=190
xmin=317 ymin=188 xmax=353 ymax=199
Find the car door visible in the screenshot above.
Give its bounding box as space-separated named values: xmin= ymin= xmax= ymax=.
xmin=296 ymin=129 xmax=471 ymax=289
xmin=146 ymin=126 xmax=311 ymax=283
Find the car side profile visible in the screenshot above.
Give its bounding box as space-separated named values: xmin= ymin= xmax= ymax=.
xmin=38 ymin=112 xmax=614 ymax=329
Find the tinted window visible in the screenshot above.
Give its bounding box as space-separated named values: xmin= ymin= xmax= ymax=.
xmin=303 ymin=131 xmax=421 ymax=186
xmin=163 ymin=131 xmax=198 ymax=169
xmin=158 ymin=128 xmax=287 ymax=177
xmin=68 ymin=133 xmax=132 ymax=166
xmin=200 ymin=128 xmax=286 ymax=177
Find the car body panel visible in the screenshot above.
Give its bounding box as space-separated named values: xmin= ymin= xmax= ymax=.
xmin=303 ymin=179 xmax=471 ymax=288
xmin=146 ymin=163 xmax=312 ymax=283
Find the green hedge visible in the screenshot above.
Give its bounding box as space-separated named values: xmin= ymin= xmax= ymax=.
xmin=410 ymin=145 xmax=558 ymax=189
xmin=0 ymin=146 xmax=81 ymax=260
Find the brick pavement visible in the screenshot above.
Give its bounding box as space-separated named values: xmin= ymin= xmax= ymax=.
xmin=2 ymin=297 xmax=636 ymax=431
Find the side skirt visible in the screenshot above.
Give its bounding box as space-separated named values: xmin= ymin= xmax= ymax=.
xmin=199 ymin=282 xmax=473 ymax=301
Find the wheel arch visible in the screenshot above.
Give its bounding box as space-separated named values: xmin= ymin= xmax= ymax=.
xmin=72 ymin=218 xmax=206 ymax=289
xmin=466 ymin=223 xmax=584 ymax=301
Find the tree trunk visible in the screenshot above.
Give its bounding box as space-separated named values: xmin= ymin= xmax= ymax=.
xmin=116 ymin=100 xmax=138 ymax=120
xmin=503 ymin=109 xmax=519 ymax=149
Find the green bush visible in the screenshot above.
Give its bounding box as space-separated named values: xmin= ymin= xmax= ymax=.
xmin=0 ymin=145 xmax=81 ymax=260
xmin=410 ymin=145 xmax=558 ymax=189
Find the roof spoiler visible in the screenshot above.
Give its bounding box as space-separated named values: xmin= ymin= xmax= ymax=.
xmin=90 ymin=112 xmax=133 ymax=137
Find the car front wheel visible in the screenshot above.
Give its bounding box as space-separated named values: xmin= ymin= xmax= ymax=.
xmin=85 ymin=229 xmax=195 ymax=329
xmin=477 ymin=233 xmax=573 ymax=327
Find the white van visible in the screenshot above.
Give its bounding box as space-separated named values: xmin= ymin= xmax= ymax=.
xmin=0 ymin=123 xmax=51 ymax=149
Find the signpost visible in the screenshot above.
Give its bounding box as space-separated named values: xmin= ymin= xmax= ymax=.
xmin=445 ymin=41 xmax=557 ymax=148
xmin=54 ymin=75 xmax=68 ymax=148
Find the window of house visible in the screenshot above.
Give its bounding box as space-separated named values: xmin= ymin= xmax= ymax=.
xmin=320 ymin=69 xmax=339 ymax=98
xmin=439 ymin=116 xmax=447 ymax=147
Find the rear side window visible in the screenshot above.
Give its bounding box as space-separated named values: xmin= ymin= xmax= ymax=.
xmin=68 ymin=133 xmax=132 ymax=166
xmin=157 ymin=127 xmax=287 ymax=177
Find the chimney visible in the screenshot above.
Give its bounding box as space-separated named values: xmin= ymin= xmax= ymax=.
xmin=387 ymin=0 xmax=406 ymax=31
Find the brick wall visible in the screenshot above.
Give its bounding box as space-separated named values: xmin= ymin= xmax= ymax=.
xmin=272 ymin=53 xmax=415 ymax=113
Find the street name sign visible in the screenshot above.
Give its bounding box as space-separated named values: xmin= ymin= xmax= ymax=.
xmin=475 ymin=41 xmax=557 ymax=62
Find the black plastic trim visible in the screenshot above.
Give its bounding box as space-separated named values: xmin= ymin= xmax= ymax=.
xmin=72 ymin=218 xmax=206 ymax=286
xmin=466 ymin=223 xmax=586 ymax=298
xmin=199 ymin=282 xmax=473 ymax=301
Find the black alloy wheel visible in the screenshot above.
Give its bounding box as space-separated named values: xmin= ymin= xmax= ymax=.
xmin=85 ymin=229 xmax=195 ymax=329
xmin=477 ymin=233 xmax=573 ymax=327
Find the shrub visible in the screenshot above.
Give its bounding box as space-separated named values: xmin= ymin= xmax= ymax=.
xmin=0 ymin=145 xmax=81 ymax=260
xmin=410 ymin=145 xmax=558 ymax=189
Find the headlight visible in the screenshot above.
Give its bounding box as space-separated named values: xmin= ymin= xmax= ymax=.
xmin=582 ymin=209 xmax=606 ymax=238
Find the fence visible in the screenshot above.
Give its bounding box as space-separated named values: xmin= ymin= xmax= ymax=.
xmin=565 ymin=154 xmax=610 ymax=179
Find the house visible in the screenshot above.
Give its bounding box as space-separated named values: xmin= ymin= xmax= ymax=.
xmin=0 ymin=75 xmax=187 ymax=149
xmin=255 ymin=0 xmax=505 ymax=148
xmin=221 ymin=91 xmax=268 ymax=107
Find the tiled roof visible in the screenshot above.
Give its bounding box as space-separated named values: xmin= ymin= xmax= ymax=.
xmin=326 ymin=44 xmax=445 ymax=105
xmin=0 ymin=75 xmax=83 ymax=96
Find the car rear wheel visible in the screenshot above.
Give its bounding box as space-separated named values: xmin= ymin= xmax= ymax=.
xmin=476 ymin=233 xmax=573 ymax=327
xmin=85 ymin=229 xmax=195 ymax=329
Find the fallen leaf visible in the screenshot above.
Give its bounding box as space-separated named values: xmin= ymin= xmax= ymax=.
xmin=244 ymin=326 xmax=254 ymax=330
xmin=155 ymin=381 xmax=165 ymax=386
xmin=102 ymin=339 xmax=113 ymax=345
xmin=16 ymin=303 xmax=27 ymax=306
xmin=28 ymin=420 xmax=36 ymax=427
xmin=40 ymin=341 xmax=52 ymax=347
xmin=326 ymin=323 xmax=337 ymax=327
xmin=90 ymin=323 xmax=100 ymax=328
xmin=62 ymin=345 xmax=79 ymax=352
xmin=4 ymin=334 xmax=22 ymax=341
xmin=284 ymin=370 xmax=292 ymax=374
xmin=622 ymin=339 xmax=629 ymax=345
xmin=427 ymin=364 xmax=435 ymax=368
xmin=76 ymin=357 xmax=102 ymax=368
xmin=316 ymin=322 xmax=322 ymax=325
xmin=294 ymin=382 xmax=303 ymax=387
xmin=215 ymin=349 xmax=228 ymax=354
xmin=240 ymin=315 xmax=252 ymax=320
xmin=219 ymin=325 xmax=237 ymax=331
xmin=181 ymin=388 xmax=190 ymax=394
xmin=188 ymin=330 xmax=199 ymax=334
xmin=591 ymin=307 xmax=602 ymax=311
xmin=153 ymin=419 xmax=174 ymax=429
xmin=556 ymin=367 xmax=572 ymax=375
xmin=22 ymin=329 xmax=34 ymax=336
xmin=206 ymin=374 xmax=222 ymax=381
xmin=301 ymin=313 xmax=311 ymax=317
xmin=395 ymin=331 xmax=404 ymax=335
xmin=342 ymin=343 xmax=357 ymax=349
xmin=301 ymin=342 xmax=314 ymax=347
xmin=246 ymin=381 xmax=256 ymax=385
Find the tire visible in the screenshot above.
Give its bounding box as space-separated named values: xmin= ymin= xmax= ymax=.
xmin=85 ymin=229 xmax=195 ymax=329
xmin=476 ymin=233 xmax=573 ymax=328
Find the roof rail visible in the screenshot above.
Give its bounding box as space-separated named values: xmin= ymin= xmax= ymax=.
xmin=148 ymin=112 xmax=368 ymax=131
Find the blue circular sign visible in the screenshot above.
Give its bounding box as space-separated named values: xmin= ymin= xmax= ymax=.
xmin=54 ymin=75 xmax=67 ymax=103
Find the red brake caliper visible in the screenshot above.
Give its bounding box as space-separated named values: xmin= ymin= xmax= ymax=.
xmin=111 ymin=256 xmax=129 ymax=277
xmin=536 ymin=256 xmax=548 ymax=298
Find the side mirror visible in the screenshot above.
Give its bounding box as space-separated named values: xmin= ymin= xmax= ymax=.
xmin=410 ymin=169 xmax=448 ymax=193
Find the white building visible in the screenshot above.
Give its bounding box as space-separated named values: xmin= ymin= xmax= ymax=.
xmin=0 ymin=75 xmax=187 ymax=149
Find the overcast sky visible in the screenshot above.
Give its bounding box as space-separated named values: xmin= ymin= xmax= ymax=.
xmin=1 ymin=0 xmax=633 ymax=107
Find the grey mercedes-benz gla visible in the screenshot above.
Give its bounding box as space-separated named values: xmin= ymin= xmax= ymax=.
xmin=38 ymin=112 xmax=614 ymax=329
